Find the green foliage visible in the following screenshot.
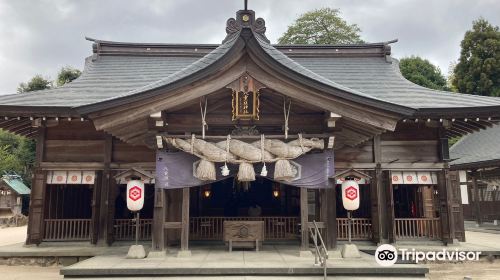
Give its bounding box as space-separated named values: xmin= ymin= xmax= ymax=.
xmin=446 ymin=61 xmax=459 ymax=92
xmin=17 ymin=75 xmax=52 ymax=93
xmin=448 ymin=136 xmax=462 ymax=147
xmin=452 ymin=18 xmax=499 ymax=96
xmin=0 ymin=130 xmax=35 ymax=185
xmin=399 ymin=56 xmax=449 ymax=91
xmin=57 ymin=66 xmax=81 ymax=86
xmin=278 ymin=8 xmax=363 ymax=45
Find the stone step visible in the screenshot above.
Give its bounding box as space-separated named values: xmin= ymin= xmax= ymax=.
xmin=62 ymin=264 xmax=428 ymax=278
xmin=65 ymin=277 xmax=427 ymax=280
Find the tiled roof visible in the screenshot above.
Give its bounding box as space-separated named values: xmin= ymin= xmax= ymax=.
xmin=1 ymin=175 xmax=30 ymax=195
xmin=1 ymin=32 xmax=500 ymax=113
xmin=450 ymin=124 xmax=500 ymax=166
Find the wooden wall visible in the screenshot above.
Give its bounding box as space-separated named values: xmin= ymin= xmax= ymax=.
xmin=335 ymin=122 xmax=440 ymax=164
xmin=43 ymin=121 xmax=155 ymax=164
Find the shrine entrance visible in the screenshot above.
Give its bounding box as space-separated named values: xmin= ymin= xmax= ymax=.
xmin=189 ymin=177 xmax=300 ymax=241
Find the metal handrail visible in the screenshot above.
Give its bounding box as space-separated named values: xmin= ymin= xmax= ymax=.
xmin=309 ymin=220 xmax=328 ymax=280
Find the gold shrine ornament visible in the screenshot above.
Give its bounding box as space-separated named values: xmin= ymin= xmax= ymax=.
xmin=229 ymin=74 xmax=264 ymax=121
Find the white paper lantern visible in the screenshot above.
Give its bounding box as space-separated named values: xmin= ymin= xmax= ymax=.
xmin=126 ymin=180 xmax=145 ymax=212
xmin=341 ymin=179 xmax=360 ymax=211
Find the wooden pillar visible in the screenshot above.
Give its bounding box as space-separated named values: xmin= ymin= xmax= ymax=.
xmin=90 ymin=172 xmax=102 ymax=244
xmin=385 ymin=170 xmax=395 ymax=243
xmin=300 ymin=187 xmax=309 ymax=251
xmin=151 ymin=188 xmax=166 ymax=251
xmin=105 ymin=173 xmax=117 ymax=245
xmin=437 ymin=169 xmax=453 ymax=244
xmin=371 ymin=135 xmax=383 ymax=243
xmin=180 ymin=187 xmax=190 ymax=252
xmin=370 ymin=166 xmax=382 ymax=243
xmin=320 ymin=183 xmax=336 ymax=250
xmin=26 ymin=124 xmax=46 ymax=245
xmin=470 ymin=172 xmax=482 ymax=225
xmin=96 ymin=134 xmax=112 ymax=245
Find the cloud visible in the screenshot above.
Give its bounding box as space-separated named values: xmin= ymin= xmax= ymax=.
xmin=0 ymin=0 xmax=498 ymax=94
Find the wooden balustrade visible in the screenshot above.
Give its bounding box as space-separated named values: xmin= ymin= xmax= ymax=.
xmin=113 ymin=219 xmax=153 ymax=240
xmin=190 ymin=216 xmax=300 ymax=240
xmin=336 ymin=218 xmax=372 ymax=240
xmin=43 ymin=219 xmax=91 ymax=241
xmin=395 ymin=218 xmax=441 ymax=240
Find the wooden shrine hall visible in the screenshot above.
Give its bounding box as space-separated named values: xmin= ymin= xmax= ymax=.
xmin=1 ymin=8 xmax=500 ymax=255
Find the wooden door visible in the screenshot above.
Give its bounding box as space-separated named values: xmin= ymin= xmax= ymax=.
xmin=448 ymin=171 xmax=465 ymax=242
xmin=422 ymin=186 xmax=435 ymax=218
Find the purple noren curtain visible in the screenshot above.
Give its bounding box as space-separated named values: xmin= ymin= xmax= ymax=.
xmin=155 ymin=150 xmax=334 ymax=189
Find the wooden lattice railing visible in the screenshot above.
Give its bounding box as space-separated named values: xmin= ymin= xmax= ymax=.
xmin=113 ymin=219 xmax=153 ymax=240
xmin=336 ymin=218 xmax=373 ymax=240
xmin=43 ymin=219 xmax=91 ymax=241
xmin=190 ymin=216 xmax=300 ymax=240
xmin=395 ymin=218 xmax=441 ymax=240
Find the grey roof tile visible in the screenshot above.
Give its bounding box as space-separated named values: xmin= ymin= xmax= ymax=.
xmin=1 ymin=31 xmax=500 ymax=112
xmin=450 ymin=124 xmax=500 ymax=166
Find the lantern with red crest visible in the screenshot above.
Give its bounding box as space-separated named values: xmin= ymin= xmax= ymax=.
xmin=126 ymin=179 xmax=145 ymax=212
xmin=341 ymin=178 xmax=360 ymax=211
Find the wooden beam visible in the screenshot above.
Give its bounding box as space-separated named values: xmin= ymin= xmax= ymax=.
xmin=162 ymin=133 xmax=332 ymax=140
xmin=40 ymin=162 xmax=105 ymax=170
xmin=453 ymin=121 xmax=482 ymax=132
xmin=450 ymin=123 xmax=475 ymax=134
xmin=446 ymin=129 xmax=463 ymax=138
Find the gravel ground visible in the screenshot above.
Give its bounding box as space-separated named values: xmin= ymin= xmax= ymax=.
xmin=0 ymin=265 xmax=62 ymax=280
xmin=427 ymin=259 xmax=500 ymax=280
xmin=0 ymin=226 xmax=27 ymax=246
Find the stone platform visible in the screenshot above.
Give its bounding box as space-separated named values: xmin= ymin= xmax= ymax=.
xmin=60 ymin=244 xmax=428 ymax=279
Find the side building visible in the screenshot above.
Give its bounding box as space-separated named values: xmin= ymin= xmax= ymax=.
xmin=450 ymin=124 xmax=500 ymax=225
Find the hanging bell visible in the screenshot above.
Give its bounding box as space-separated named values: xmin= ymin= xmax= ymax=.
xmin=221 ymin=163 xmax=230 ymax=176
xmin=260 ymin=163 xmax=268 ymax=177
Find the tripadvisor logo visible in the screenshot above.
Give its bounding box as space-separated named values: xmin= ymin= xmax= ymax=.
xmin=375 ymin=244 xmax=398 ymax=266
xmin=375 ymin=244 xmax=481 ymax=266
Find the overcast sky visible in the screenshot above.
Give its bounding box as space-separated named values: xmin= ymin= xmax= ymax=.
xmin=0 ymin=0 xmax=498 ymax=94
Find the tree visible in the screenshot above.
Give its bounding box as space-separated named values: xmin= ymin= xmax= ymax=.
xmin=57 ymin=66 xmax=81 ymax=86
xmin=399 ymin=56 xmax=449 ymax=91
xmin=0 ymin=130 xmax=35 ymax=184
xmin=278 ymin=8 xmax=363 ymax=45
xmin=17 ymin=75 xmax=52 ymax=93
xmin=452 ymin=18 xmax=499 ymax=96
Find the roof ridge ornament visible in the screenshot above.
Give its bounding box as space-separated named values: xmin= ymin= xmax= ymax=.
xmin=223 ymin=9 xmax=269 ymax=43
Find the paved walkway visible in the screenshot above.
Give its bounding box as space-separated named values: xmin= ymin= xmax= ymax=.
xmin=465 ymin=220 xmax=500 ymax=234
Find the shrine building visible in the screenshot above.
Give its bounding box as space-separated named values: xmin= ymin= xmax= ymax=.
xmin=1 ymin=8 xmax=500 ymax=254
